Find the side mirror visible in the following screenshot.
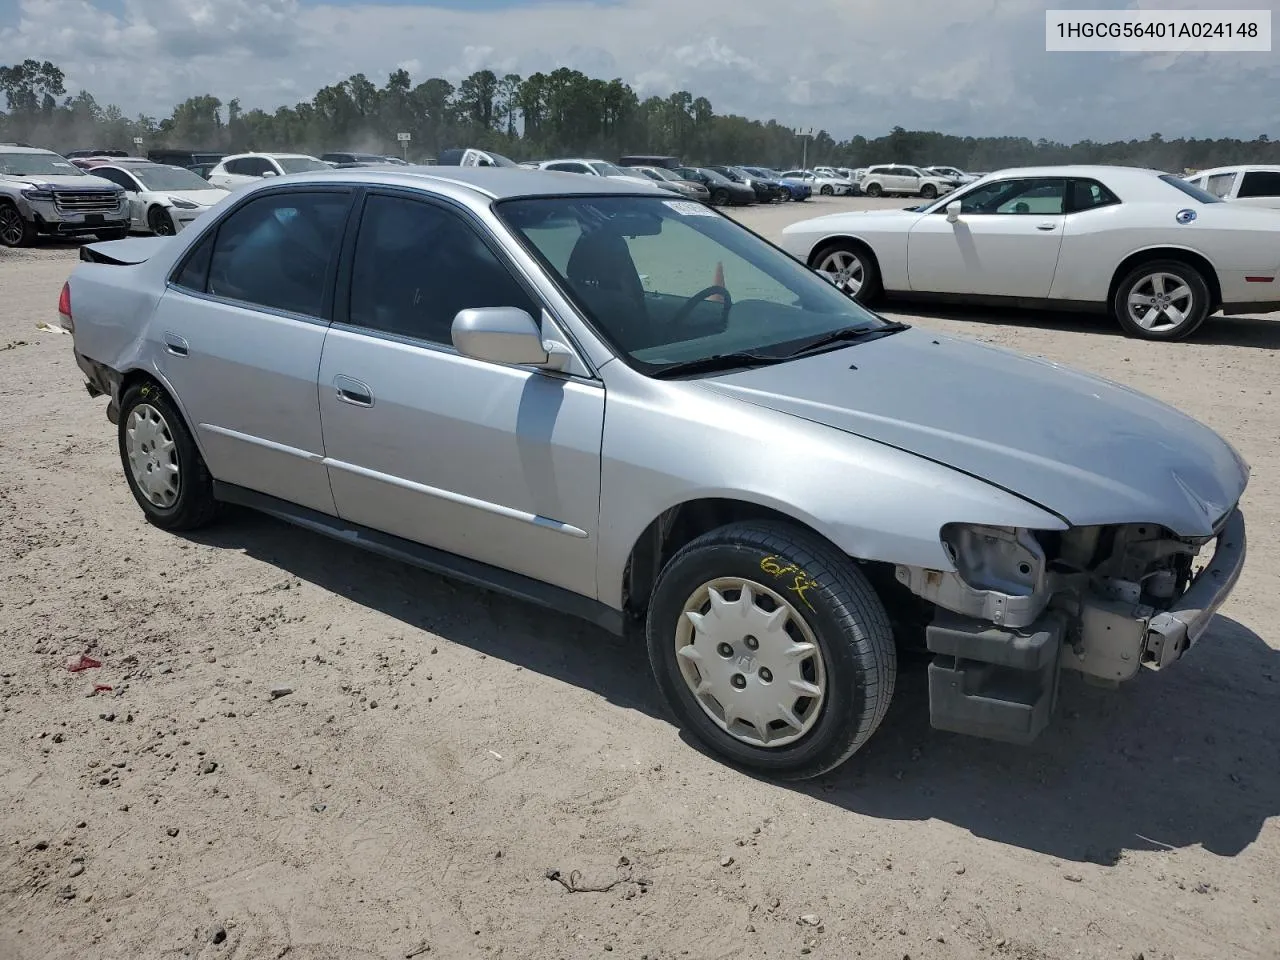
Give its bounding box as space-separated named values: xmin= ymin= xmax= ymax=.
xmin=945 ymin=200 xmax=962 ymax=223
xmin=452 ymin=307 xmax=553 ymax=367
xmin=261 ymin=170 xmax=277 ymax=178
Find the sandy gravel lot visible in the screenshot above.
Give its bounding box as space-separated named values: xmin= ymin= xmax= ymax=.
xmin=2 ymin=196 xmax=1278 ymax=960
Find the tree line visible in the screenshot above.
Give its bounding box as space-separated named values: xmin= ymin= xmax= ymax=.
xmin=2 ymin=58 xmax=1277 ymax=172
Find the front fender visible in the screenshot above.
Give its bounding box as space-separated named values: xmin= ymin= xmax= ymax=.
xmin=595 ymin=370 xmax=1066 ymax=610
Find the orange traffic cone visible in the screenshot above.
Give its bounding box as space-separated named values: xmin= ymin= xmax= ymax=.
xmin=708 ymin=262 xmax=725 ymax=302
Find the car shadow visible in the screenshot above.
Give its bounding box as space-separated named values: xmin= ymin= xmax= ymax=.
xmin=186 ymin=508 xmax=1280 ymax=865
xmin=881 ymin=300 xmax=1280 ymax=350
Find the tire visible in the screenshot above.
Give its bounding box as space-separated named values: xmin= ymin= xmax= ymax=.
xmin=1112 ymin=259 xmax=1211 ymax=341
xmin=920 ymin=183 xmax=937 ymax=200
xmin=711 ymin=188 xmax=730 ymax=206
xmin=117 ymin=380 xmax=219 ymax=531
xmin=147 ymin=206 xmax=176 ymax=236
xmin=864 ymin=182 xmax=883 ymax=198
xmin=811 ymin=240 xmax=881 ymax=303
xmin=820 ymin=184 xmax=834 ymax=196
xmin=0 ymin=200 xmax=37 ymax=247
xmin=645 ymin=521 xmax=896 ymax=781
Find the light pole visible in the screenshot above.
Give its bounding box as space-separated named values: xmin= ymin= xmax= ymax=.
xmin=799 ymin=128 xmax=814 ymax=170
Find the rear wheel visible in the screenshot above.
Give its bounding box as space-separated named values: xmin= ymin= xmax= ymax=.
xmin=147 ymin=206 xmax=176 ymax=236
xmin=645 ymin=521 xmax=896 ymax=781
xmin=812 ymin=240 xmax=881 ymax=303
xmin=118 ymin=381 xmax=219 ymax=531
xmin=0 ymin=200 xmax=37 ymax=247
xmin=1112 ymin=260 xmax=1211 ymax=341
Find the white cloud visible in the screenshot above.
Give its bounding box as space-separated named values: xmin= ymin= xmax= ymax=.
xmin=0 ymin=0 xmax=1276 ymax=141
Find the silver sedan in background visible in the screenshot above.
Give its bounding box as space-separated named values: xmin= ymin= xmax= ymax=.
xmin=61 ymin=167 xmax=1248 ymax=780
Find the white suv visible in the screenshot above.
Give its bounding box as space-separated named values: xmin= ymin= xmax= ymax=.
xmin=858 ymin=164 xmax=955 ymax=199
xmin=207 ymin=152 xmax=332 ymax=190
xmin=1183 ymin=165 xmax=1280 ymax=210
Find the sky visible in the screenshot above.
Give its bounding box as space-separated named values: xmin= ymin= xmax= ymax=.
xmin=0 ymin=0 xmax=1276 ymax=143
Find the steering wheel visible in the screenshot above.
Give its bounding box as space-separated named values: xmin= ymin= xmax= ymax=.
xmin=1014 ymin=201 xmax=1030 ymax=214
xmin=668 ymin=285 xmax=733 ymax=328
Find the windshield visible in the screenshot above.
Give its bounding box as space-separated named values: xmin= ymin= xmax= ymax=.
xmin=495 ymin=195 xmax=889 ymax=376
xmin=648 ymin=167 xmax=681 ymax=181
xmin=0 ymin=152 xmax=85 ymax=177
xmin=590 ymin=161 xmax=629 ymax=177
xmin=132 ymin=165 xmax=216 ymax=191
xmin=1159 ymin=173 xmax=1223 ymax=203
xmin=277 ymin=157 xmax=332 ymax=174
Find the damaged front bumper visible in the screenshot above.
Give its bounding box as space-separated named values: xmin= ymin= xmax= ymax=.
xmin=899 ymin=508 xmax=1247 ymax=744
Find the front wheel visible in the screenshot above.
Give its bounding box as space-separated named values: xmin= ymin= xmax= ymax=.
xmin=920 ymin=183 xmax=937 ymax=199
xmin=812 ymin=240 xmax=881 ymax=303
xmin=864 ymin=182 xmax=883 ymax=198
xmin=1112 ymin=260 xmax=1211 ymax=340
xmin=646 ymin=522 xmax=896 ymax=781
xmin=711 ymin=188 xmax=730 ymax=205
xmin=118 ymin=381 xmax=220 ymax=531
xmin=820 ymin=184 xmax=834 ymax=196
xmin=0 ymin=200 xmax=37 ymax=247
xmin=147 ymin=206 xmax=176 ymax=236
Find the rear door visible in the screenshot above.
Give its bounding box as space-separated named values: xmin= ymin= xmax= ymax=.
xmin=315 ymin=190 xmax=605 ymax=597
xmin=149 ymin=186 xmax=354 ymax=513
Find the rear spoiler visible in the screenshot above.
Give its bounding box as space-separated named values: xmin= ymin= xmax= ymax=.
xmin=79 ymin=235 xmax=173 ymax=266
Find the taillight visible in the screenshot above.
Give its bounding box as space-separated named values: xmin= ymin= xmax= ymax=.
xmin=58 ymin=281 xmax=73 ymax=333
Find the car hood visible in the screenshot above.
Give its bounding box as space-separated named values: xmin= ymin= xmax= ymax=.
xmin=694 ymin=327 xmax=1248 ymax=537
xmin=149 ymin=188 xmax=228 ymax=206
xmin=1 ymin=172 xmax=116 ymax=189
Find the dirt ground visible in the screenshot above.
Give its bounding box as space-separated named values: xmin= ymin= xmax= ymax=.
xmin=2 ymin=196 xmax=1278 ymax=960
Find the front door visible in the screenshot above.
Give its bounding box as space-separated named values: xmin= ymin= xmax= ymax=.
xmin=148 ymin=186 xmax=354 ymax=513
xmin=906 ymin=176 xmax=1068 ymax=298
xmin=316 ymin=191 xmax=605 ymax=599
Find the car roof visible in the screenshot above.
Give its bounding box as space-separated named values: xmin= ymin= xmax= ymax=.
xmin=246 ymin=165 xmax=669 ymax=200
xmin=0 ymin=144 xmax=58 ymax=154
xmin=1192 ymin=164 xmax=1280 ymax=175
xmin=221 ymin=152 xmax=319 ymax=161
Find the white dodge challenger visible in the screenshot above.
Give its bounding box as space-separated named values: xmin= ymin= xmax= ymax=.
xmin=778 ymin=165 xmax=1280 ymax=340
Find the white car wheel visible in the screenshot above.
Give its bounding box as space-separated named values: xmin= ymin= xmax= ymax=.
xmin=1113 ymin=260 xmax=1211 ymax=341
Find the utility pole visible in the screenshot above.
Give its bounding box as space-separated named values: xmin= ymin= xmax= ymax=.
xmin=799 ymin=128 xmax=814 ymax=169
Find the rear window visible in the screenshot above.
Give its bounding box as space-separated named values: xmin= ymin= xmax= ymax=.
xmin=1159 ymin=174 xmax=1223 ymax=203
xmin=1238 ymin=171 xmax=1280 ymax=198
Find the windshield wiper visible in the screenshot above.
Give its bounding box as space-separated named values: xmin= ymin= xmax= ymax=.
xmin=780 ymin=321 xmax=910 ymax=358
xmin=650 ymin=351 xmax=788 ymax=379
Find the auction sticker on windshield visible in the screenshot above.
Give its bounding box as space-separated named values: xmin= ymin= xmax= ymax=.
xmin=663 ymin=200 xmax=718 ymax=217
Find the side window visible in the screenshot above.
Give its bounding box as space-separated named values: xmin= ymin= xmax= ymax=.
xmin=1237 ymin=171 xmax=1280 ymax=198
xmin=1205 ymin=172 xmax=1237 ymax=198
xmin=204 ymin=191 xmax=351 ymax=317
xmin=1069 ymin=179 xmax=1120 ymax=211
xmin=948 ymin=178 xmax=1066 ymax=215
xmin=223 ymin=158 xmax=247 ymax=175
xmin=347 ymin=193 xmax=539 ymax=346
xmin=95 ymin=168 xmax=138 ymax=191
xmin=172 ymin=233 xmax=215 ymax=292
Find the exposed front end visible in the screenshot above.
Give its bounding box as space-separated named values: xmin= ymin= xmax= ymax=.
xmin=894 ymin=509 xmax=1248 ymax=743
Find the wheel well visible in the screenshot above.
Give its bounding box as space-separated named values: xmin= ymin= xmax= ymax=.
xmin=807 ymin=235 xmax=880 ymax=274
xmin=1109 ymin=248 xmax=1221 ymax=311
xmin=621 ymin=499 xmax=891 ymax=621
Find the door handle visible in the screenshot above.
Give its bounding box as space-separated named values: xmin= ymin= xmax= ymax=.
xmin=1036 ymin=223 xmax=1057 ymax=231
xmin=333 ymin=375 xmax=373 ymax=407
xmin=163 ymin=332 xmax=189 ymax=357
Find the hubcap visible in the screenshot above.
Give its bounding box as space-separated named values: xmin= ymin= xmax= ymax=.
xmin=1127 ymin=271 xmax=1194 ymax=332
xmin=818 ymin=250 xmax=865 ymax=296
xmin=125 ymin=403 xmax=180 ymax=508
xmin=674 ymin=578 xmax=826 ymax=748
xmin=0 ymin=207 xmax=23 ymax=245
xmin=152 ymin=211 xmax=174 ymax=236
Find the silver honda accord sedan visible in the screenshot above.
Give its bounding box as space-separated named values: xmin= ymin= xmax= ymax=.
xmin=61 ymin=166 xmax=1248 ymax=780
